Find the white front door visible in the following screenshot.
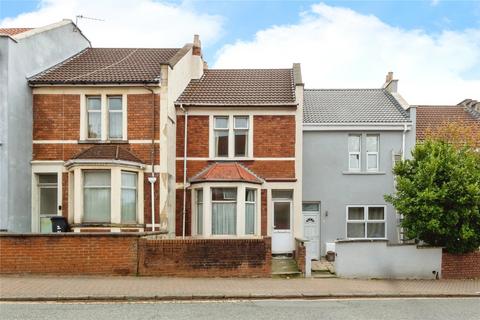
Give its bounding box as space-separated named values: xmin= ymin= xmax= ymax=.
xmin=272 ymin=200 xmax=293 ymax=253
xmin=303 ymin=212 xmax=320 ymax=260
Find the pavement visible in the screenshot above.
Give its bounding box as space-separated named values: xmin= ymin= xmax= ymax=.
xmin=0 ymin=276 xmax=479 ymax=301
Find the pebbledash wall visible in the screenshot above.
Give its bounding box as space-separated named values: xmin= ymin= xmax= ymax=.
xmin=0 ymin=234 xmax=272 ymax=277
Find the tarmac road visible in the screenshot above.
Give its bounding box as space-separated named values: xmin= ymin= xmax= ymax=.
xmin=1 ymin=298 xmax=479 ymax=320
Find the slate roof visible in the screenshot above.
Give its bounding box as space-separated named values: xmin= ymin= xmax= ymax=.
xmin=176 ymin=69 xmax=296 ymax=106
xmin=304 ymin=89 xmax=410 ymax=124
xmin=190 ymin=162 xmax=263 ymax=184
xmin=72 ymin=145 xmax=143 ymax=163
xmin=416 ymin=105 xmax=480 ymax=141
xmin=29 ymin=47 xmax=187 ymax=84
xmin=0 ymin=28 xmax=33 ymax=36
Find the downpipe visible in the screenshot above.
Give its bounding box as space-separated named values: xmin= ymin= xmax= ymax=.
xmin=180 ymin=104 xmax=188 ymax=238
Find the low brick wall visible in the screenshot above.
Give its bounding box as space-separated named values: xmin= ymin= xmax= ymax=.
xmin=139 ymin=237 xmax=272 ymax=277
xmin=442 ymin=250 xmax=480 ymax=279
xmin=294 ymin=238 xmax=306 ymax=275
xmin=0 ymin=234 xmax=272 ymax=277
xmin=0 ymin=233 xmax=139 ymax=275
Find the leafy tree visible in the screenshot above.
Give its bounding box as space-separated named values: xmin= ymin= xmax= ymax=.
xmin=385 ymin=136 xmax=480 ymax=253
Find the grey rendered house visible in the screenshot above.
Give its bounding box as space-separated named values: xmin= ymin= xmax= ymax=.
xmin=302 ymin=75 xmax=416 ymax=259
xmin=0 ymin=20 xmax=90 ymax=232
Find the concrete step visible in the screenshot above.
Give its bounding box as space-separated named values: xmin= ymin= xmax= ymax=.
xmin=271 ymin=257 xmax=302 ymax=278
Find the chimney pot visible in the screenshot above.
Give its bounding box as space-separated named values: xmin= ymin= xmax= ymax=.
xmin=193 ymin=34 xmax=201 ymax=56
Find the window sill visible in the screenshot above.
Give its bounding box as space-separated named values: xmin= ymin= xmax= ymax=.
xmin=342 ymin=171 xmax=386 ymax=175
xmin=78 ymin=140 xmax=129 ymax=144
xmin=71 ymin=223 xmax=145 ymax=228
xmin=210 ymin=157 xmax=254 ymax=162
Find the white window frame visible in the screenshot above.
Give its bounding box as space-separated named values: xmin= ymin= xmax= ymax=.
xmin=108 ymin=95 xmax=124 ymax=140
xmin=345 ymin=205 xmax=387 ymax=240
xmin=86 ymin=95 xmax=102 ymax=140
xmin=348 ymin=134 xmax=361 ymax=171
xmin=196 ymin=188 xmax=204 ymax=235
xmin=366 ymin=134 xmax=380 ymax=172
xmin=81 ymin=93 xmax=127 ymax=141
xmin=120 ymin=171 xmax=138 ymax=223
xmin=234 ymin=116 xmax=249 ymax=157
xmin=245 ymin=188 xmax=256 ymax=235
xmin=211 ymin=187 xmax=238 ymax=235
xmin=83 ymin=170 xmax=112 ymax=223
xmin=213 ymin=116 xmax=230 ymax=158
xmin=210 ymin=115 xmax=253 ymax=160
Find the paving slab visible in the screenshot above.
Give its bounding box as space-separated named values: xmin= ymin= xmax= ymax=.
xmin=1 ymin=276 xmax=479 ymax=301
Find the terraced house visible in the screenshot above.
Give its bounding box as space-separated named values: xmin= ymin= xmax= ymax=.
xmin=175 ymin=65 xmax=304 ymax=253
xmin=28 ymin=36 xmax=204 ymax=233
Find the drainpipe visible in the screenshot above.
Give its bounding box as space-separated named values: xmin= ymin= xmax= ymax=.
xmin=144 ymin=85 xmax=157 ymax=232
xmin=402 ymin=123 xmax=407 ymax=160
xmin=179 ymin=104 xmax=188 ymax=238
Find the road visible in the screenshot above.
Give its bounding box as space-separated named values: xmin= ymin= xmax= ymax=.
xmin=0 ymin=298 xmax=479 ymax=320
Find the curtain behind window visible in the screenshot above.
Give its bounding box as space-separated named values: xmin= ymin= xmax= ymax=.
xmin=84 ymin=171 xmax=111 ymax=222
xmin=212 ymin=202 xmax=236 ymax=235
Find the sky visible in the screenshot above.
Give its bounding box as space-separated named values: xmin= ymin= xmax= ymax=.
xmin=1 ymin=0 xmax=479 ymax=104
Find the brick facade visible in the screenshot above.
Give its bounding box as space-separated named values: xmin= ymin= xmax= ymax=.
xmin=0 ymin=234 xmax=272 ymax=277
xmin=441 ymin=250 xmax=480 ymax=279
xmin=176 ymin=115 xmax=209 ymax=157
xmin=253 ymin=115 xmax=295 ymax=157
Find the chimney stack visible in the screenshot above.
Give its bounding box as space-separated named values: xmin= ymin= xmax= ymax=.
xmin=383 ymin=71 xmax=398 ymax=93
xmin=193 ymin=34 xmax=201 ymax=56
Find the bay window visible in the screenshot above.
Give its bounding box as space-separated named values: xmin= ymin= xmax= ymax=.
xmin=346 ymin=206 xmax=386 ymax=239
xmin=211 ymin=188 xmax=237 ymax=235
xmin=196 ymin=189 xmax=203 ymax=235
xmin=83 ymin=170 xmax=111 ymax=222
xmin=121 ymin=171 xmax=137 ymax=223
xmin=245 ymin=189 xmax=256 ymax=234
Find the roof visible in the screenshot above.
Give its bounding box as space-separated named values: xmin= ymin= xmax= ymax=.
xmin=190 ymin=162 xmax=263 ymax=184
xmin=0 ymin=28 xmax=33 ymax=36
xmin=459 ymin=99 xmax=480 ymax=112
xmin=72 ymin=145 xmax=143 ymax=163
xmin=176 ymin=69 xmax=297 ymax=106
xmin=29 ymin=47 xmax=188 ymax=84
xmin=303 ymin=89 xmax=410 ymax=124
xmin=416 ymin=105 xmax=480 ymax=141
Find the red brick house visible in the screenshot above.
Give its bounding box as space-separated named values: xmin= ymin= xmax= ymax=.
xmin=28 ymin=37 xmax=204 ymax=233
xmin=175 ymin=65 xmax=304 ymax=253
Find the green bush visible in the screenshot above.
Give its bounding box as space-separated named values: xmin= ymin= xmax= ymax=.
xmin=385 ymin=140 xmax=480 ymax=253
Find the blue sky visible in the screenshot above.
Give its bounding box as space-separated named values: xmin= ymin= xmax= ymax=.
xmin=1 ymin=0 xmax=479 ymax=103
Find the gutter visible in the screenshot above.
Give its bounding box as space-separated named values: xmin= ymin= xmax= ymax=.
xmin=179 ymin=104 xmax=188 ymax=238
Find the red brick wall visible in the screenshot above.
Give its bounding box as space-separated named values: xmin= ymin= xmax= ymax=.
xmin=138 ymin=237 xmax=272 ymax=277
xmin=0 ymin=234 xmax=138 ymax=275
xmin=253 ymin=115 xmax=295 ymax=157
xmin=127 ymin=94 xmax=160 ymax=140
xmin=176 ymin=115 xmax=209 ymax=157
xmin=33 ymin=94 xmax=80 ymax=140
xmin=62 ymin=173 xmax=68 ymax=219
xmin=0 ymin=235 xmax=272 ymax=277
xmin=442 ymin=250 xmax=480 ymax=279
xmin=175 ymin=189 xmax=192 ymax=236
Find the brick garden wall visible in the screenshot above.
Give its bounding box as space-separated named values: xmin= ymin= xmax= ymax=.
xmin=294 ymin=238 xmax=306 ymax=275
xmin=0 ymin=234 xmax=272 ymax=277
xmin=0 ymin=234 xmax=139 ymax=275
xmin=139 ymin=237 xmax=271 ymax=277
xmin=441 ymin=250 xmax=480 ymax=279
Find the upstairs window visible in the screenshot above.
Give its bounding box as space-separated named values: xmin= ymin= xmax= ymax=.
xmin=87 ymin=96 xmax=101 ymax=139
xmin=214 ymin=117 xmax=229 ymax=157
xmin=348 ymin=135 xmax=361 ymax=171
xmin=366 ymin=135 xmax=379 ymax=171
xmin=84 ymin=95 xmax=125 ymax=141
xmin=213 ymin=115 xmax=251 ymax=158
xmin=234 ymin=116 xmax=249 ymax=157
xmin=108 ymin=96 xmax=123 ymax=140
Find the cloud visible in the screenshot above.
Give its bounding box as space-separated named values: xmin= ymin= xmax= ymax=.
xmin=214 ymin=3 xmax=480 ymax=105
xmin=0 ymin=0 xmax=223 ymax=48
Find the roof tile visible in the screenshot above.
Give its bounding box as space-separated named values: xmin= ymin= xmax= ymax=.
xmin=72 ymin=145 xmax=143 ymax=163
xmin=190 ymin=162 xmax=263 ymax=184
xmin=0 ymin=28 xmax=32 ymax=36
xmin=176 ymin=69 xmax=296 ymax=106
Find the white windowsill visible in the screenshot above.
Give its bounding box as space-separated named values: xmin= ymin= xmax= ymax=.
xmin=342 ymin=171 xmax=386 ymax=175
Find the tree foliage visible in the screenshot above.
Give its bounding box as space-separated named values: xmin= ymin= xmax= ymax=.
xmin=385 ymin=134 xmax=480 ymax=253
